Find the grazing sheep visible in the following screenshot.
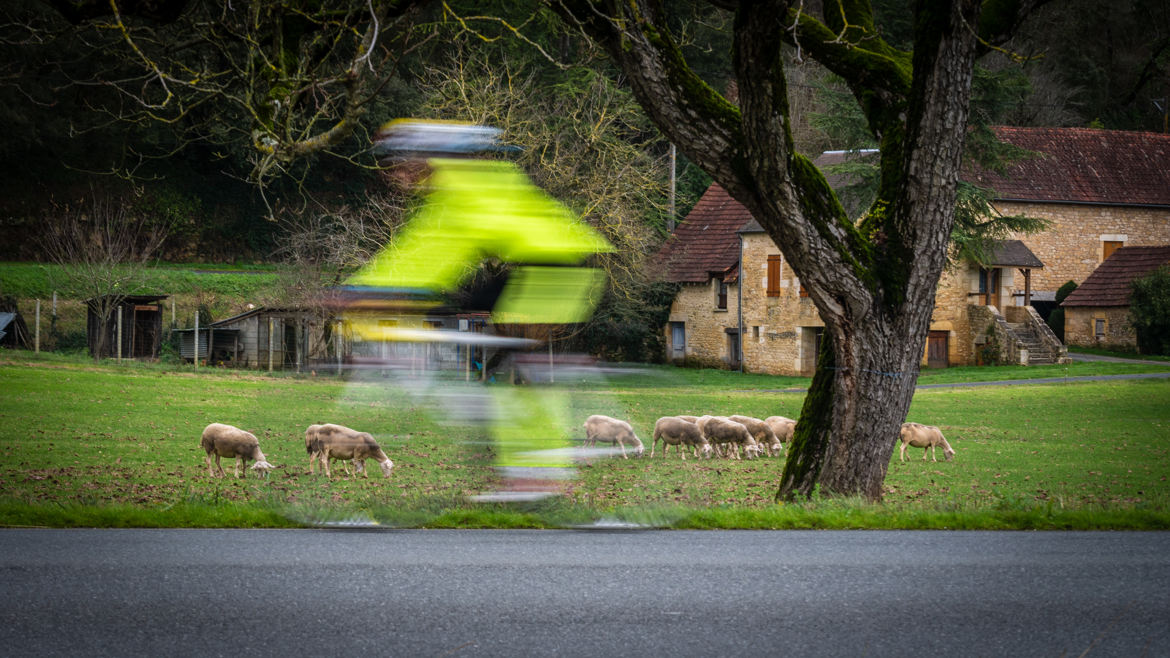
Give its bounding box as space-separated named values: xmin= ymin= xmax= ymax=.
xmin=315 ymin=423 xmax=395 ymax=478
xmin=764 ymin=416 xmax=796 ymax=445
xmin=651 ymin=416 xmax=711 ymax=460
xmin=305 ymin=424 xmax=323 ymax=474
xmin=200 ymin=423 xmax=275 ymax=478
xmin=728 ymin=415 xmax=781 ymax=457
xmin=583 ymin=415 xmax=645 ymax=459
xmin=899 ymin=422 xmax=955 ymax=462
xmin=696 ymin=416 xmax=759 ymax=460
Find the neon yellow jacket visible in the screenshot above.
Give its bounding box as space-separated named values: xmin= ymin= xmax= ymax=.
xmin=349 ymin=158 xmax=612 ymax=324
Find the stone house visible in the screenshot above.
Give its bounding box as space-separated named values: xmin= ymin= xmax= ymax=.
xmin=1060 ymin=245 xmax=1170 ymax=350
xmin=659 ymin=127 xmax=1170 ymax=374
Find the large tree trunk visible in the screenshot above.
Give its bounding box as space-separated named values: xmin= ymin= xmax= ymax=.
xmin=555 ymin=0 xmax=991 ymax=501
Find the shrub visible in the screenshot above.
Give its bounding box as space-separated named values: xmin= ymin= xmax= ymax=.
xmin=1130 ymin=266 xmax=1170 ymax=355
xmin=1047 ymin=280 xmax=1078 ymax=341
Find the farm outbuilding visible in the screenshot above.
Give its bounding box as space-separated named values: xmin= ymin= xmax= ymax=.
xmin=1061 ymin=245 xmax=1170 ymax=351
xmin=177 ymin=306 xmax=336 ymax=369
xmin=86 ymin=294 xmax=167 ymax=360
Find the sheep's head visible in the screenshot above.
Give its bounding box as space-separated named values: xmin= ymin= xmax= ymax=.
xmin=378 ymin=458 xmax=394 ymax=478
xmin=944 ymin=446 xmax=956 ymax=462
xmin=251 ymin=460 xmax=275 ymax=478
xmin=633 ymin=445 xmax=645 ymax=458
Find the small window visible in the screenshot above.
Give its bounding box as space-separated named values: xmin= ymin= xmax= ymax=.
xmin=1103 ymin=241 xmax=1123 ymax=261
xmin=753 ymin=325 xmax=761 ymax=339
xmin=717 ymin=280 xmax=728 ymax=310
xmin=799 ymin=282 xmax=809 ymax=298
xmin=766 ymin=255 xmax=782 ymax=297
xmin=1094 ymin=318 xmax=1106 ymax=339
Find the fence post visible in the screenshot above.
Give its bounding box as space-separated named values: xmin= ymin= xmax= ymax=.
xmin=116 ymin=305 xmax=123 ymax=360
xmin=336 ymin=320 xmax=343 ymax=374
xmin=34 ymin=299 xmax=40 ymax=354
xmin=267 ymin=317 xmax=274 ymax=372
xmin=194 ymin=312 xmax=199 ymax=368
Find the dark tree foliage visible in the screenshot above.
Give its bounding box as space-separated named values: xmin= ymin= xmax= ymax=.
xmin=1047 ymin=279 xmax=1078 ymax=341
xmin=1130 ymin=267 xmax=1170 ymax=356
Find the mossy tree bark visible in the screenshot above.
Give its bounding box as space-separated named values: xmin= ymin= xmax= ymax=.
xmin=552 ymin=0 xmax=1045 ymax=500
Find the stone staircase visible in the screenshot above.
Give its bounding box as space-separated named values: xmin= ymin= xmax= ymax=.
xmin=1005 ymin=322 xmax=1058 ymax=365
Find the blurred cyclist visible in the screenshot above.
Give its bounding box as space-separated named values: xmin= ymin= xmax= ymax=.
xmin=343 ymin=120 xmax=612 ymax=501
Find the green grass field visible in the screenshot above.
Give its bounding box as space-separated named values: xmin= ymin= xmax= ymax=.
xmin=2 ymin=351 xmax=1169 ymax=529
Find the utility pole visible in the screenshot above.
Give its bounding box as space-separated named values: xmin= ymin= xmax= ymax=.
xmin=668 ymin=143 xmax=677 ymax=232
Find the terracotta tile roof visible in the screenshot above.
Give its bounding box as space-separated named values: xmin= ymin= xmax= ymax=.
xmin=657 ymin=184 xmax=751 ymax=283
xmin=967 ymin=127 xmax=1170 ymax=207
xmin=1061 ymin=246 xmax=1170 ymax=307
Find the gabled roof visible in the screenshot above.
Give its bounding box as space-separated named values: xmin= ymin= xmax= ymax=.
xmin=984 ymin=240 xmax=1043 ymax=268
xmin=968 ymin=127 xmax=1170 ymax=207
xmin=657 ymin=184 xmax=750 ymax=283
xmin=1061 ymin=246 xmax=1170 ymax=307
xmin=211 ymin=306 xmax=315 ymax=327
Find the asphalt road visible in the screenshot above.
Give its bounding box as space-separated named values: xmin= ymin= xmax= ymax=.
xmin=2 ymin=529 xmax=1168 ymax=657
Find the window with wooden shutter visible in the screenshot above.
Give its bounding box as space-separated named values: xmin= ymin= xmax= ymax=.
xmin=766 ymin=255 xmax=781 ymax=297
xmin=1103 ymin=240 xmax=1123 ymax=261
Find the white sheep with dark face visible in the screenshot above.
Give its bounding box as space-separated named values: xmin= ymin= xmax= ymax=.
xmin=200 ymin=423 xmax=274 ymax=478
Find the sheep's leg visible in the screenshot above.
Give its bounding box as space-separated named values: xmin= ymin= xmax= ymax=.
xmin=619 ymin=439 xmax=628 ymax=459
xmin=679 ymin=443 xmax=686 ymax=461
xmin=323 ymin=451 xmax=332 ymax=478
xmin=206 ymin=453 xmax=216 ymax=477
xmin=650 ymin=438 xmax=657 ymax=458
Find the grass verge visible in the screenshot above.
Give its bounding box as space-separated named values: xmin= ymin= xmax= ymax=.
xmin=2 ymin=352 xmax=1169 ymax=529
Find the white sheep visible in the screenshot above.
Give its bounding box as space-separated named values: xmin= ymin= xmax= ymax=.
xmin=315 ymin=423 xmax=394 ymax=478
xmin=583 ymin=414 xmax=644 ymax=459
xmin=200 ymin=423 xmax=275 ymax=478
xmin=728 ymin=415 xmax=781 ymax=457
xmin=764 ymin=416 xmax=796 ymax=445
xmin=305 ymin=424 xmax=323 ymax=474
xmin=697 ymin=415 xmax=759 ymax=460
xmin=651 ymin=416 xmax=711 ymax=459
xmin=899 ymin=422 xmax=956 ymax=462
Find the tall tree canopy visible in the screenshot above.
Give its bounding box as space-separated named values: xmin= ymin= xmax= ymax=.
xmin=548 ymin=0 xmax=1048 ymax=500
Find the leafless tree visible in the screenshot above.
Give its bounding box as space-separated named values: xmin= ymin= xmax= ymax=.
xmin=39 ymin=192 xmax=169 ymax=360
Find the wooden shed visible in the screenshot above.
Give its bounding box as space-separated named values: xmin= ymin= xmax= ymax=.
xmin=184 ymin=307 xmax=333 ymax=369
xmin=86 ymin=294 xmax=167 ymax=360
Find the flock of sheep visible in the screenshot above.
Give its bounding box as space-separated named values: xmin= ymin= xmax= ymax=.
xmin=198 ymin=414 xmax=954 ymax=480
xmin=583 ymin=414 xmax=956 ymax=463
xmin=199 ymin=422 xmax=394 ymax=479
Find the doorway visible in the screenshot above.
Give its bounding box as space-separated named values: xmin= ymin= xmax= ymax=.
xmin=927 ymin=331 xmax=949 ymax=369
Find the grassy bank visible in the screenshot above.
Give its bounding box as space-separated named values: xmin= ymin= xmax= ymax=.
xmin=2 ymin=351 xmax=1169 ymax=529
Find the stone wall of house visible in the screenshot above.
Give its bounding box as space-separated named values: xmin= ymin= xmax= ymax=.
xmin=929 ymin=266 xmax=978 ymax=366
xmin=739 ymin=233 xmax=824 ymax=376
xmin=1064 ymin=306 xmax=1136 ymax=350
xmin=999 ymin=201 xmax=1170 ymax=294
xmin=665 ymin=279 xmax=740 ymax=367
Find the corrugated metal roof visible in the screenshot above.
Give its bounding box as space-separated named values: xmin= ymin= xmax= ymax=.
xmin=1062 ymin=246 xmax=1170 ymax=307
